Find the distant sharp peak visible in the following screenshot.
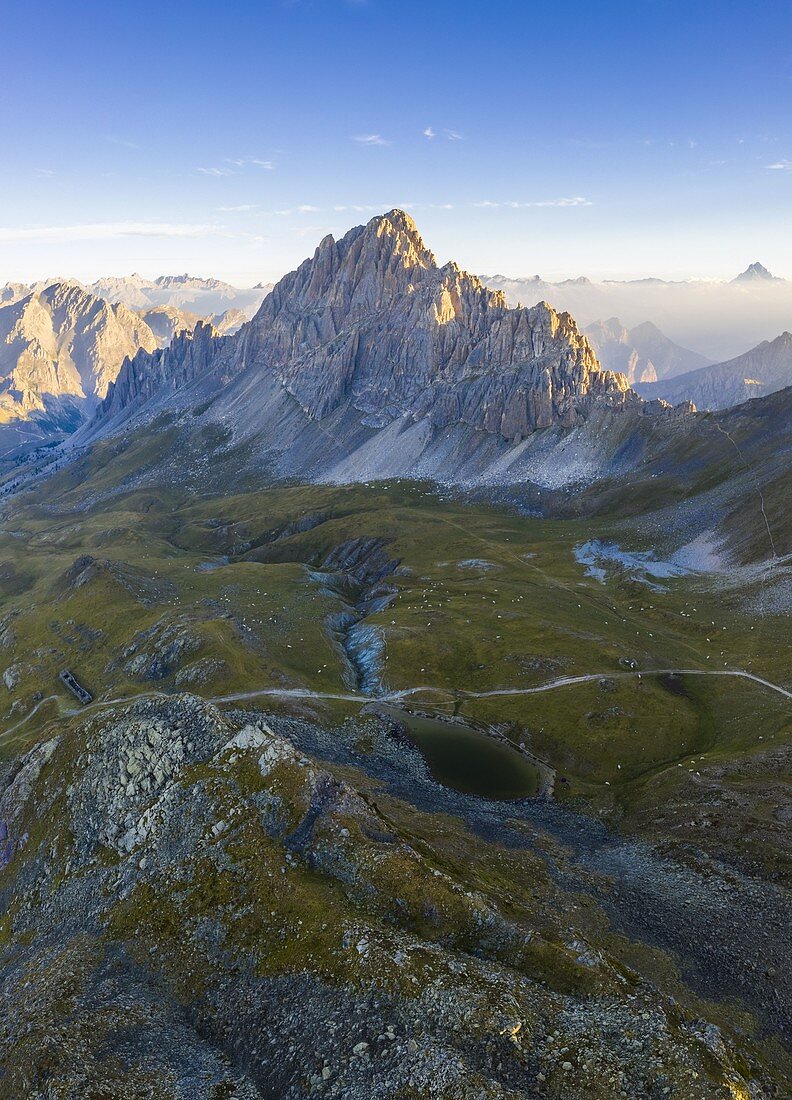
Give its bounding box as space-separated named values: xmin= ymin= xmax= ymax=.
xmin=733 ymin=262 xmax=779 ymax=283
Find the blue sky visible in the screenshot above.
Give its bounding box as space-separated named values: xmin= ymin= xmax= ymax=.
xmin=1 ymin=0 xmax=791 ymax=284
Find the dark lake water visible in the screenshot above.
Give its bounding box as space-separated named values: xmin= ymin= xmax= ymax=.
xmin=377 ymin=705 xmax=541 ymax=800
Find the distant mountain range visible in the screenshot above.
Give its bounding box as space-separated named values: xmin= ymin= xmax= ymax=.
xmin=86 ymin=272 xmax=272 ymax=316
xmin=0 ymin=283 xmax=160 ymax=448
xmin=483 ymin=263 xmax=791 ymax=363
xmin=636 ymin=331 xmax=792 ymax=410
xmin=4 ymin=225 xmax=790 ymax=485
xmin=1 ymin=211 xmax=788 ymax=575
xmin=0 ymin=276 xmax=271 ymax=456
xmin=89 ymin=209 xmax=645 ymax=478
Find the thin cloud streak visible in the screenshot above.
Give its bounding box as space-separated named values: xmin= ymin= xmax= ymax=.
xmin=351 ymin=134 xmax=390 ymax=146
xmin=256 ymin=199 xmax=591 ymax=217
xmin=224 ymin=157 xmax=274 ymax=169
xmin=423 ymin=126 xmax=462 ymax=141
xmin=106 ymin=136 xmax=141 ymax=150
xmin=0 ymin=222 xmax=225 ymax=243
xmin=473 ymin=197 xmax=591 ymax=208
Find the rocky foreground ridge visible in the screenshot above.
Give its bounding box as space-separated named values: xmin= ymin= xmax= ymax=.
xmin=0 ymin=693 xmax=783 ymax=1098
xmin=98 ymin=211 xmax=636 ymax=441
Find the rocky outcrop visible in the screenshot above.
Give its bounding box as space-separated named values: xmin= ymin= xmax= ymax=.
xmin=138 ymin=304 xmax=201 ymax=345
xmin=98 ymin=321 xmax=225 ymax=420
xmin=233 ymin=210 xmax=633 ymax=438
xmin=0 ymin=693 xmax=782 ymax=1097
xmin=636 ymin=331 xmax=792 ymax=410
xmin=98 ymin=211 xmax=634 ymax=445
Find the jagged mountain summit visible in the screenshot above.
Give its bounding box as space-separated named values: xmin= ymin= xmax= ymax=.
xmin=96 ymin=210 xmax=636 ymax=458
xmin=733 ymin=262 xmax=779 ymax=283
xmin=636 ymin=331 xmax=792 ymax=410
xmin=584 ymin=317 xmax=711 ymax=384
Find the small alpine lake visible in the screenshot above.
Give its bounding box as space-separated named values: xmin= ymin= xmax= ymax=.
xmin=372 ymin=704 xmax=543 ymax=800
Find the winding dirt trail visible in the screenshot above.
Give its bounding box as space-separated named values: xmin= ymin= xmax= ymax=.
xmin=2 ymin=667 xmax=789 ymax=749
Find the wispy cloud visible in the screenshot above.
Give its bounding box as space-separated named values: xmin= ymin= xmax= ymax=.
xmin=218 ymin=204 xmax=260 ymax=212
xmin=424 ymin=126 xmax=462 ymax=141
xmin=106 ymin=135 xmax=140 ymax=150
xmin=474 ymin=197 xmax=591 ymax=209
xmin=200 ymin=158 xmax=274 ymax=176
xmin=224 ymin=157 xmax=274 ymax=169
xmin=767 ymin=159 xmax=792 ymax=170
xmin=516 ymin=196 xmax=591 ymax=207
xmin=253 ymin=198 xmax=588 ymax=219
xmin=0 ymin=222 xmax=225 ymax=243
xmin=351 ymin=133 xmax=390 ymax=146
xmin=34 ymin=168 xmax=55 ymax=177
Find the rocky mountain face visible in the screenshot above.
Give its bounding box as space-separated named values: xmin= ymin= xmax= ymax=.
xmin=98 ymin=211 xmax=634 ymax=445
xmin=636 ymin=331 xmax=792 ymax=410
xmin=0 ymin=283 xmax=159 ymax=427
xmin=241 ymin=211 xmax=632 ymax=437
xmin=99 ymin=322 xmax=224 ymax=420
xmin=584 ymin=318 xmax=711 ymax=383
xmin=136 ymin=305 xmax=247 ymax=346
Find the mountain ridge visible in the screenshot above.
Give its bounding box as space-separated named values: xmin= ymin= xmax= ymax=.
xmin=636 ymin=331 xmax=792 ymax=410
xmin=96 ymin=210 xmax=636 ymax=447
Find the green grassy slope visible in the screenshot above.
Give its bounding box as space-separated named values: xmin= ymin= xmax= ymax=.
xmin=1 ymin=475 xmax=788 ymax=875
